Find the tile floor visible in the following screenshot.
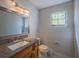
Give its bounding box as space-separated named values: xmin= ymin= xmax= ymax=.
xmin=39 ymin=50 xmax=70 ymax=58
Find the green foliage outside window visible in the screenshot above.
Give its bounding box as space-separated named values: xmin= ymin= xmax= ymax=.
xmin=51 ymin=11 xmax=66 ymax=26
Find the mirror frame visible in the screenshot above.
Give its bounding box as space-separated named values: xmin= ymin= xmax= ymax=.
xmin=0 ymin=6 xmax=30 ymax=36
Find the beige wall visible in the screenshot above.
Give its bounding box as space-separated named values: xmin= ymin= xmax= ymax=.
xmin=38 ymin=2 xmax=74 ymax=57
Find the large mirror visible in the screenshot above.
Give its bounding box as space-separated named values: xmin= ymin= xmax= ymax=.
xmin=0 ymin=6 xmax=30 ymax=36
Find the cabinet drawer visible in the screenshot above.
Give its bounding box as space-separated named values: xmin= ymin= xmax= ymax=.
xmin=12 ymin=47 xmax=32 ymax=58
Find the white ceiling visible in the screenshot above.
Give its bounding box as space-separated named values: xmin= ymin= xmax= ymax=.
xmin=29 ymin=0 xmax=72 ymax=9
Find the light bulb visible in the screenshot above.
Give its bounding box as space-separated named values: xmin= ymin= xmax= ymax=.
xmin=12 ymin=2 xmax=16 ymax=6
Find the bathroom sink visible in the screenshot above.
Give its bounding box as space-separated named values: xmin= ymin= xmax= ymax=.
xmin=23 ymin=37 xmax=35 ymax=42
xmin=8 ymin=41 xmax=29 ymax=51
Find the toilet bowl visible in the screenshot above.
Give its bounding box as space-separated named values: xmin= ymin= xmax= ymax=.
xmin=36 ymin=38 xmax=52 ymax=58
xmin=39 ymin=45 xmax=49 ymax=58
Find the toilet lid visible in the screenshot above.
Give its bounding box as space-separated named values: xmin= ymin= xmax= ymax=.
xmin=39 ymin=45 xmax=48 ymax=50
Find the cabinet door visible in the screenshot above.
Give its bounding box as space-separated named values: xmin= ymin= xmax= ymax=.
xmin=11 ymin=47 xmax=32 ymax=58
xmin=24 ymin=51 xmax=32 ymax=58
xmin=31 ymin=43 xmax=39 ymax=58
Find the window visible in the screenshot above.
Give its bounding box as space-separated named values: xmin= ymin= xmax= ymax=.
xmin=50 ymin=11 xmax=66 ymax=26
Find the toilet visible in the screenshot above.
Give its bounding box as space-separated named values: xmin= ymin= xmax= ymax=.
xmin=36 ymin=38 xmax=52 ymax=58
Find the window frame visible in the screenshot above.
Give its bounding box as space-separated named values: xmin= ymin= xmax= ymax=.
xmin=50 ymin=11 xmax=67 ymax=26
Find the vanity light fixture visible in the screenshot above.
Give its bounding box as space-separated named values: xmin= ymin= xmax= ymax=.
xmin=9 ymin=0 xmax=30 ymax=16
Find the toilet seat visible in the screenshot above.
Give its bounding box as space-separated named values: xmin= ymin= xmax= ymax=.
xmin=39 ymin=45 xmax=49 ymax=58
xmin=39 ymin=45 xmax=48 ymax=52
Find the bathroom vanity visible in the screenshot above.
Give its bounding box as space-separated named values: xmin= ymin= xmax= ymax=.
xmin=0 ymin=34 xmax=39 ymax=58
xmin=11 ymin=40 xmax=39 ymax=58
xmin=0 ymin=2 xmax=39 ymax=58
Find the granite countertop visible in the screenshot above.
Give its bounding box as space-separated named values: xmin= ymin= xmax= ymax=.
xmin=0 ymin=38 xmax=38 ymax=58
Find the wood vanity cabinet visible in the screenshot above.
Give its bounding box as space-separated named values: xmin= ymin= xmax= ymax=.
xmin=11 ymin=42 xmax=39 ymax=58
xmin=31 ymin=42 xmax=39 ymax=58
